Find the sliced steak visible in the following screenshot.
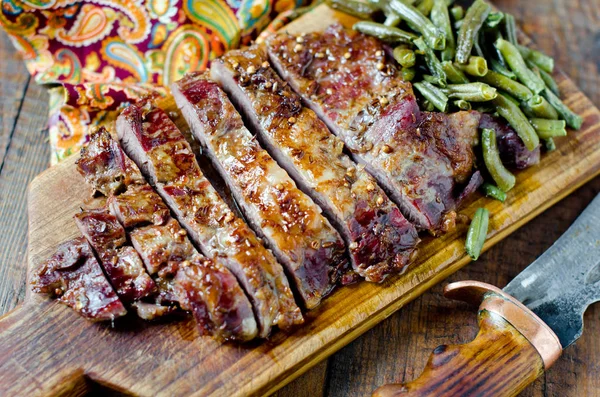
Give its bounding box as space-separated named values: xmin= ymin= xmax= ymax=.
xmin=172 ymin=73 xmax=347 ymax=308
xmin=74 ymin=208 xmax=157 ymax=303
xmin=31 ymin=237 xmax=128 ymax=321
xmin=117 ymin=102 xmax=303 ymax=333
xmin=267 ymin=25 xmax=481 ymax=233
xmin=211 ymin=47 xmax=419 ymax=282
xmin=77 ymin=127 xmax=144 ymax=196
xmin=108 ymin=184 xmax=170 ymax=228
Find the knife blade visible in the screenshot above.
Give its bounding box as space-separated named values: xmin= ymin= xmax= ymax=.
xmin=373 ymin=194 xmax=600 ymax=397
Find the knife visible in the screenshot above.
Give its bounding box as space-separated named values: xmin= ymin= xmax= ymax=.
xmin=373 ymin=193 xmax=600 ymax=397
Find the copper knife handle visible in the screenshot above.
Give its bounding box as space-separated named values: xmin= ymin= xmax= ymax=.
xmin=373 ymin=281 xmax=563 ymax=397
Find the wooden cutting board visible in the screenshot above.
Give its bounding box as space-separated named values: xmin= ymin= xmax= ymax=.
xmin=1 ymin=5 xmax=600 ymax=396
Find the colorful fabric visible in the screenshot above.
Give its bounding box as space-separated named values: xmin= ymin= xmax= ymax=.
xmin=1 ymin=0 xmax=306 ymax=163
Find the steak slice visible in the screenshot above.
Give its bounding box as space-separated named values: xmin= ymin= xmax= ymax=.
xmin=74 ymin=208 xmax=157 ymax=303
xmin=31 ymin=237 xmax=128 ymax=321
xmin=211 ymin=46 xmax=419 ymax=282
xmin=76 ymin=127 xmax=144 ymax=196
xmin=117 ymin=102 xmax=303 ymax=334
xmin=172 ymin=73 xmax=348 ymax=308
xmin=267 ymin=25 xmax=481 ymax=233
xmin=108 ymin=184 xmax=170 ymax=228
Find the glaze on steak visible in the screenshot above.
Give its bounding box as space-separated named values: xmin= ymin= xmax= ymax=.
xmin=31 ymin=237 xmax=128 ymax=321
xmin=117 ymin=102 xmax=303 ymax=334
xmin=173 ymin=73 xmax=350 ymax=308
xmin=75 ymin=208 xmax=157 ymax=303
xmin=211 ymin=47 xmax=419 ymax=282
xmin=267 ymin=25 xmax=482 ymax=233
xmin=108 ymin=184 xmax=170 ymax=228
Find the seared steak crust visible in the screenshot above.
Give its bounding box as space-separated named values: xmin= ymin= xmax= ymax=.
xmin=172 ymin=73 xmax=347 ymax=308
xmin=108 ymin=184 xmax=170 ymax=228
xmin=267 ymin=25 xmax=481 ymax=232
xmin=31 ymin=237 xmax=128 ymax=321
xmin=211 ymin=46 xmax=419 ymax=282
xmin=117 ymin=102 xmax=302 ymax=335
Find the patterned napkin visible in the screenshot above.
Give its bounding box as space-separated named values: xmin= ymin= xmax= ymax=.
xmin=1 ymin=0 xmax=309 ymax=163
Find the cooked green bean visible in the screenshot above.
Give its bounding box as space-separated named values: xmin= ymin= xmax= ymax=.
xmin=326 ymin=0 xmax=378 ymax=19
xmin=352 ymin=21 xmax=417 ymax=44
xmin=442 ymin=61 xmax=470 ymax=83
xmin=401 ymin=67 xmax=416 ymax=81
xmin=492 ymin=93 xmax=540 ymax=151
xmin=393 ymin=47 xmax=416 ymax=68
xmin=414 ymin=36 xmax=447 ymax=86
xmin=529 ymin=118 xmax=567 ymax=139
xmin=384 ymin=12 xmax=402 ymax=27
xmin=456 ymin=56 xmax=488 ymax=76
xmin=465 ymin=207 xmax=490 ymax=260
xmin=455 ymin=0 xmax=492 ymax=64
xmin=535 ymin=66 xmax=560 ymax=96
xmin=545 ymin=138 xmax=556 ymax=151
xmin=450 ymin=5 xmax=464 ymax=21
xmin=389 ymin=0 xmax=446 ymax=50
xmin=417 ymin=0 xmax=434 ymax=16
xmin=453 ymin=99 xmax=472 ymax=110
xmin=414 ymin=81 xmax=448 ymax=112
xmin=482 ymin=128 xmax=516 ymax=191
xmin=431 ymin=0 xmax=456 ymax=61
xmin=484 ymin=11 xmax=504 ymax=29
xmin=504 ymin=13 xmax=518 ymax=45
xmin=442 ymin=83 xmax=497 ymax=102
xmin=478 ymin=70 xmax=533 ymax=101
xmin=482 ymin=183 xmax=507 ymax=202
xmin=518 ymin=45 xmax=554 ymax=73
xmin=495 ymin=38 xmax=546 ymax=94
xmin=541 ymin=88 xmax=583 ymax=130
xmin=523 ymin=95 xmax=559 ymax=120
xmin=489 ymin=58 xmax=517 ymax=79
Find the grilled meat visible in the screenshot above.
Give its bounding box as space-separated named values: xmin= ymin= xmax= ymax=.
xmin=211 ymin=46 xmax=419 ymax=282
xmin=172 ymin=72 xmax=348 ymax=308
xmin=74 ymin=208 xmax=157 ymax=303
xmin=76 ymin=127 xmax=144 ymax=196
xmin=267 ymin=25 xmax=482 ymax=233
xmin=31 ymin=237 xmax=128 ymax=321
xmin=108 ymin=184 xmax=170 ymax=228
xmin=117 ymin=102 xmax=303 ymax=334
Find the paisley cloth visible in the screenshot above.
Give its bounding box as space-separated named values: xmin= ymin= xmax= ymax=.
xmin=1 ymin=0 xmax=307 ymax=163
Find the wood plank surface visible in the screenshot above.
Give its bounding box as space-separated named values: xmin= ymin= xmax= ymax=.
xmin=0 ymin=0 xmax=598 ymax=395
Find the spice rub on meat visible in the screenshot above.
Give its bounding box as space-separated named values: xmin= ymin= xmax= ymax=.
xmin=117 ymin=101 xmax=302 ymax=335
xmin=267 ymin=25 xmax=482 ymax=233
xmin=211 ymin=46 xmax=419 ymax=283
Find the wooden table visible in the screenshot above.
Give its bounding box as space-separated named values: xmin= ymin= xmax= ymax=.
xmin=0 ymin=1 xmax=598 ymax=395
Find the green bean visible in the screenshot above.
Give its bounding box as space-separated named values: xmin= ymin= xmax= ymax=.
xmin=529 ymin=118 xmax=567 ymax=139
xmin=490 ymin=58 xmax=517 ymax=79
xmin=414 ymin=81 xmax=448 ymax=112
xmin=465 ymin=207 xmax=490 ymax=260
xmin=442 ymin=83 xmax=497 ymax=102
xmin=401 ymin=67 xmax=416 ymax=81
xmin=518 ymin=45 xmax=554 ymax=73
xmin=431 ymin=0 xmax=456 ymax=61
xmin=542 ymin=88 xmax=583 ymax=130
xmin=417 ymin=0 xmax=434 ymax=16
xmin=544 ymin=138 xmax=556 ymax=151
xmin=478 ymin=70 xmax=533 ymax=101
xmin=492 ymin=93 xmax=540 ymax=151
xmin=482 ymin=128 xmax=516 ymax=191
xmin=482 ymin=182 xmax=507 ymax=202
xmin=453 ymin=99 xmax=472 ymax=110
xmin=389 ymin=0 xmax=446 ymax=50
xmin=442 ymin=61 xmax=469 ymax=83
xmin=456 ymin=56 xmax=488 ymax=76
xmin=384 ymin=12 xmax=402 ymax=27
xmin=352 ymin=21 xmax=417 ymax=44
xmin=495 ymin=38 xmax=546 ymax=94
xmin=422 ymin=100 xmax=436 ymax=112
xmin=450 ymin=5 xmax=464 ymax=21
xmin=523 ymin=95 xmax=559 ymax=120
xmin=455 ymin=0 xmax=492 ymax=64
xmin=536 ymin=66 xmax=560 ymax=96
xmin=326 ymin=0 xmax=378 ymax=19
xmin=504 ymin=13 xmax=518 ymax=45
xmin=393 ymin=47 xmax=416 ymax=68
xmin=414 ymin=36 xmax=447 ymax=86
xmin=484 ymin=11 xmax=504 ymax=29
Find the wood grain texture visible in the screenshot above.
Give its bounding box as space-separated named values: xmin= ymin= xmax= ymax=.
xmin=0 ymin=1 xmax=597 ymax=396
